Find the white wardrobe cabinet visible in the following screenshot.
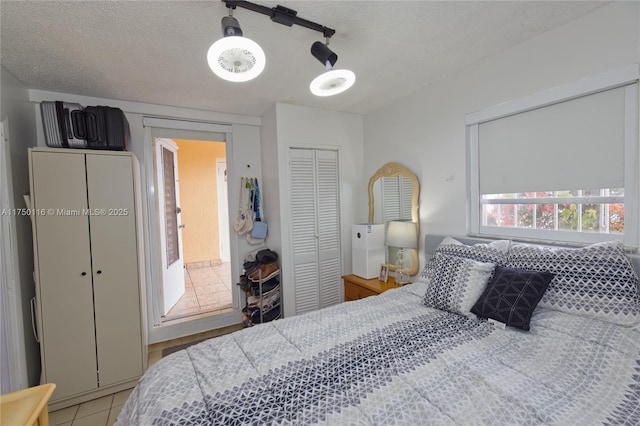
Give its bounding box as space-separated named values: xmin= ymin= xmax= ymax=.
xmin=29 ymin=148 xmax=146 ymax=410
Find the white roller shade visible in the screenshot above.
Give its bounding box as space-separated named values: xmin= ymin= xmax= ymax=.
xmin=478 ymin=84 xmax=630 ymax=194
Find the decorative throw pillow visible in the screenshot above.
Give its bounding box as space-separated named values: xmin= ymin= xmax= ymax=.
xmin=507 ymin=241 xmax=640 ymax=325
xmin=471 ymin=267 xmax=554 ymax=331
xmin=423 ymin=253 xmax=496 ymax=317
xmin=420 ymin=237 xmax=510 ymax=282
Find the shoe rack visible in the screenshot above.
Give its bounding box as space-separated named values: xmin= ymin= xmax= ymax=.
xmin=238 ymin=250 xmax=281 ymax=327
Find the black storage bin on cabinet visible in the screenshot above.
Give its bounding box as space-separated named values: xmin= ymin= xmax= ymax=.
xmin=83 ymin=106 xmax=130 ymax=151
xmin=41 ymin=101 xmax=87 ymax=148
xmin=40 ymin=101 xmax=130 ymax=151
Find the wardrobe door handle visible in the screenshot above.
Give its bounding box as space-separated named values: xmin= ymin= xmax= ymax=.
xmin=81 ymin=272 xmax=87 ymax=276
xmin=96 ymin=270 xmax=102 ymax=275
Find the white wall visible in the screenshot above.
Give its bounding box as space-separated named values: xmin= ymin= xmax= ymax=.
xmin=363 ymin=2 xmax=640 ymax=270
xmin=0 ymin=66 xmax=40 ymax=389
xmin=260 ymin=105 xmax=281 ymax=257
xmin=261 ymin=103 xmax=364 ymax=317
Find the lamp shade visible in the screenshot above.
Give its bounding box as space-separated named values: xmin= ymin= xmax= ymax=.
xmin=207 ymin=36 xmax=265 ymax=82
xmin=309 ymin=69 xmax=355 ymax=97
xmin=385 ymin=221 xmax=418 ymax=249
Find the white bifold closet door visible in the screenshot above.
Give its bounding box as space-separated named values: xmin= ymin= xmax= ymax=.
xmin=288 ymin=148 xmax=342 ymax=315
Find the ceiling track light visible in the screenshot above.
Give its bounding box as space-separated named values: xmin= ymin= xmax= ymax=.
xmin=207 ymin=0 xmax=355 ymax=95
xmin=309 ymin=40 xmax=355 ymax=97
xmin=207 ymin=8 xmax=266 ymax=82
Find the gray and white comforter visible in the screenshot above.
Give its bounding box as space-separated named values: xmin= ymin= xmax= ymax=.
xmin=117 ymin=282 xmax=640 ymax=425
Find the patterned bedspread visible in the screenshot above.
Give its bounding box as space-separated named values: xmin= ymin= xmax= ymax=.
xmin=117 ymin=282 xmax=640 ymax=425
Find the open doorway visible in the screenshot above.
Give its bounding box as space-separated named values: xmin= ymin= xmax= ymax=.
xmin=154 ymin=136 xmax=232 ymax=322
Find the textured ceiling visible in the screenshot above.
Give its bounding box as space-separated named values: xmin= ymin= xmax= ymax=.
xmin=0 ymin=1 xmax=607 ymax=117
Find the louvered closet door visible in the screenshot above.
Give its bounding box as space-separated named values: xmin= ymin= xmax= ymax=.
xmin=289 ymin=148 xmax=341 ymax=315
xmin=315 ymin=150 xmax=341 ymax=307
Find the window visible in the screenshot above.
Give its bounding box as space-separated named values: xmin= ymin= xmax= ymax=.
xmin=481 ymin=189 xmax=624 ymax=233
xmin=466 ymin=65 xmax=639 ymax=247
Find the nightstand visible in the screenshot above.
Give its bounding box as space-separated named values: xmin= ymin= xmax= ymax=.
xmin=342 ymin=274 xmax=401 ymax=301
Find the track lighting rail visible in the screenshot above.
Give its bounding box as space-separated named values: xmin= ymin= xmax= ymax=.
xmin=222 ymin=0 xmax=336 ymax=39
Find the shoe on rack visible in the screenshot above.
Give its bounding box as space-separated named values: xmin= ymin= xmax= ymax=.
xmin=248 ymin=261 xmax=280 ymax=282
xmin=250 ymin=276 xmax=279 ymax=295
xmin=248 ymin=289 xmax=280 ymax=309
xmin=243 ymin=260 xmax=258 ymax=275
xmin=247 ymin=295 xmax=260 ymax=308
xmin=256 ymin=249 xmax=278 ymax=265
xmin=236 ymin=274 xmax=250 ymax=292
xmin=250 ymin=303 xmax=280 ymax=324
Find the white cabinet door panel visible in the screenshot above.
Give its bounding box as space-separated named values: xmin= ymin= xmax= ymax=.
xmin=86 ymin=154 xmax=143 ymax=387
xmin=31 ymin=151 xmax=97 ymax=399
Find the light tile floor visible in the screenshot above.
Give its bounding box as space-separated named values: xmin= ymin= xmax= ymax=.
xmin=48 ymin=323 xmax=243 ymax=426
xmin=164 ymin=262 xmax=233 ymax=321
xmin=48 ymin=389 xmax=131 ymax=426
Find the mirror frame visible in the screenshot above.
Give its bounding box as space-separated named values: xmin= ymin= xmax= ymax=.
xmin=368 ymin=162 xmax=420 ymax=276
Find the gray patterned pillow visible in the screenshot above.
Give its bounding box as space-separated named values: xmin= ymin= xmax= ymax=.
xmin=423 ymin=253 xmax=496 ymax=317
xmin=507 ymin=241 xmax=640 ymax=325
xmin=420 ymin=237 xmax=510 ymax=282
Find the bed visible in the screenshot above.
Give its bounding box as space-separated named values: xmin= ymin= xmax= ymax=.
xmin=117 ymin=236 xmax=640 ymax=425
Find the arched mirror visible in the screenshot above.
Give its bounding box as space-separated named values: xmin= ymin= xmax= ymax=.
xmin=368 ymin=162 xmax=420 ymax=276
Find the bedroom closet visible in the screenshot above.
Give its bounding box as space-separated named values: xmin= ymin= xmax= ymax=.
xmin=287 ymin=148 xmax=342 ymax=314
xmin=28 ymin=148 xmax=145 ymax=409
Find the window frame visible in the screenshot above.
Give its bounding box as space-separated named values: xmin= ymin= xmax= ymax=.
xmin=466 ymin=65 xmax=640 ymax=248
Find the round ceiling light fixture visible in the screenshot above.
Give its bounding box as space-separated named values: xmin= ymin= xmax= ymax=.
xmin=310 ymin=69 xmax=356 ymax=97
xmin=207 ymin=15 xmax=266 ymax=82
xmin=309 ymin=40 xmax=355 ymax=96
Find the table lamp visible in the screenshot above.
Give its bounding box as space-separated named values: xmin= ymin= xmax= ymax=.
xmin=385 ymin=221 xmax=418 ymax=285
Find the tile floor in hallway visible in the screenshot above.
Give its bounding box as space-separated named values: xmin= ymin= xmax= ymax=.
xmin=164 ymin=262 xmax=233 ymax=321
xmin=48 ymin=324 xmax=243 ymax=425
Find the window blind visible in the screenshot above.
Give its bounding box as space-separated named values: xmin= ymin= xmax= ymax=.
xmin=478 ymin=84 xmax=630 ymax=194
xmin=162 ymin=147 xmax=179 ymax=266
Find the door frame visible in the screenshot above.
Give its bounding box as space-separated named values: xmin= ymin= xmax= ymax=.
xmin=142 ymin=118 xmax=240 ymax=343
xmin=0 ymin=119 xmax=28 ymax=391
xmin=216 ymin=160 xmax=231 ymax=263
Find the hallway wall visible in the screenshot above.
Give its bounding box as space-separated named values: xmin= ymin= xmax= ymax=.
xmin=174 ymin=139 xmax=226 ymax=265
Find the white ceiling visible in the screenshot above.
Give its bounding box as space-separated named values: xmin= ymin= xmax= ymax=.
xmin=0 ymin=1 xmax=608 ymax=117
